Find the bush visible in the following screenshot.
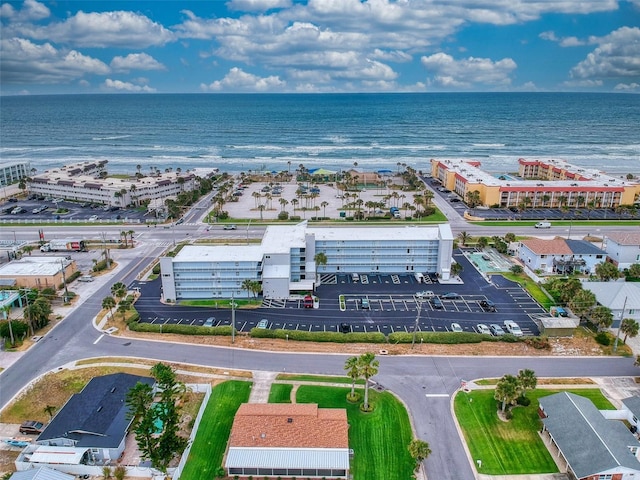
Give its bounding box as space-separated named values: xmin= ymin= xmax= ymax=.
xmin=152 ymin=263 xmax=161 ymax=275
xmin=595 ymin=331 xmax=611 ymax=346
xmin=250 ymin=328 xmax=386 ymax=344
xmin=388 ymin=331 xmax=491 ymax=345
xmin=128 ymin=321 xmax=234 ymax=336
xmin=277 ymin=211 xmax=289 ymax=220
xmin=290 ymin=215 xmax=301 ymax=221
xmin=93 ymin=259 xmax=108 ymax=272
xmin=504 ymin=409 xmax=513 ymax=420
xmin=516 ymin=396 xmax=531 ymax=407
xmin=525 ymin=336 xmax=550 ymax=349
xmin=67 ymin=271 xmax=81 ymax=283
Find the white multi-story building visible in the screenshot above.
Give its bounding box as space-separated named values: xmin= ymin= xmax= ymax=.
xmin=604 ymin=232 xmax=640 ymax=269
xmin=28 ymin=161 xmax=196 ymax=207
xmin=518 ymin=237 xmax=606 ymax=275
xmin=0 ymin=160 xmax=30 ymax=187
xmin=160 ymin=222 xmax=454 ymax=300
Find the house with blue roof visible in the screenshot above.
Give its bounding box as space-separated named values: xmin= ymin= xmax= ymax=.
xmin=518 ymin=237 xmax=606 ymax=275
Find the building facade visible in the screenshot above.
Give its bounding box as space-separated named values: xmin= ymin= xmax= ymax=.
xmin=518 ymin=237 xmax=606 ymax=275
xmin=28 ymin=162 xmax=196 ymax=207
xmin=0 ymin=256 xmax=76 ymax=289
xmin=160 ymin=222 xmax=454 ymax=300
xmin=0 ymin=161 xmax=30 ymax=187
xmin=604 ymin=232 xmax=640 ymax=269
xmin=430 ymin=158 xmax=640 ymax=209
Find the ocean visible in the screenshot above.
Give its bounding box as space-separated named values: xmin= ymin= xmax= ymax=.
xmin=1 ymin=92 xmax=639 ymax=176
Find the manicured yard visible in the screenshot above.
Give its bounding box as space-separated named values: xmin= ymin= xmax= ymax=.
xmin=296 ymin=385 xmax=415 ymax=480
xmin=268 ymin=383 xmax=293 ymax=403
xmin=179 ymin=380 xmax=251 ymax=480
xmin=454 ymin=388 xmax=615 ymax=475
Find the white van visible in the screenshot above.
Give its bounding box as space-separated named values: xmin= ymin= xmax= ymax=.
xmin=414 ymin=272 xmax=425 ymax=283
xmin=535 ymin=222 xmax=551 ymax=229
xmin=351 ymin=273 xmax=359 ymax=282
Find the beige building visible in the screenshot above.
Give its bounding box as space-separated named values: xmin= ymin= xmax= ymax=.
xmin=430 ymin=158 xmax=640 ymax=209
xmin=0 ymin=256 xmax=76 ymax=289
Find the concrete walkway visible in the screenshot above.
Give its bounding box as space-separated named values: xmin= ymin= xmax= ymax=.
xmin=248 ymin=370 xmax=278 ymax=403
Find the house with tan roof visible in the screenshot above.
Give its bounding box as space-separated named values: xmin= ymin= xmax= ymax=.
xmin=518 ymin=237 xmax=606 ymax=275
xmin=604 ymin=232 xmax=640 ymax=270
xmin=225 ymin=403 xmax=350 ymax=478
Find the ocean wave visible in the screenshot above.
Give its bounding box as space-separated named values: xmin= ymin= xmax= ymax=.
xmin=92 ymin=135 xmax=132 ymax=141
xmin=472 ymin=143 xmax=506 ymax=148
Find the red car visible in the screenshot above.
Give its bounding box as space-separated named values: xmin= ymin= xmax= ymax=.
xmin=303 ymin=295 xmax=314 ymax=308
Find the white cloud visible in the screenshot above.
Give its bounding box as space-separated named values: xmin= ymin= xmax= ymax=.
xmin=111 ymin=53 xmax=166 ymax=72
xmin=570 ymin=27 xmax=640 ymax=80
xmin=227 ymin=0 xmax=292 ymax=12
xmin=421 ymin=52 xmax=517 ymax=88
xmin=370 ymin=49 xmax=412 ymax=63
xmin=0 ymin=37 xmax=110 ymax=84
xmin=201 ymin=67 xmax=286 ymax=91
xmin=0 ymin=0 xmax=49 ymax=21
xmin=103 ymin=78 xmax=156 ymax=92
xmin=12 ymin=10 xmax=175 ymax=48
xmin=614 ymin=82 xmax=639 ymax=91
xmin=562 ymin=79 xmax=603 ymax=88
xmin=539 ymin=30 xmax=586 ymax=47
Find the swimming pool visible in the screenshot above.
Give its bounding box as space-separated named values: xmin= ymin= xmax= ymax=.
xmin=467 ymin=251 xmax=512 ymax=273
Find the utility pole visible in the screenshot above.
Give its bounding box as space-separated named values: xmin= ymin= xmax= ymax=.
xmin=231 ymin=294 xmax=236 ymax=344
xmin=60 ymin=258 xmax=69 ymax=303
xmin=613 ymin=296 xmax=628 ymax=353
xmin=412 ymin=300 xmax=422 ymax=349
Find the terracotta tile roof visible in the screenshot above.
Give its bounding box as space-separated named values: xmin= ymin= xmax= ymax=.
xmin=229 ymin=403 xmax=349 ymax=449
xmin=521 ymin=237 xmax=572 ymax=255
xmin=606 ymin=232 xmax=640 ymax=246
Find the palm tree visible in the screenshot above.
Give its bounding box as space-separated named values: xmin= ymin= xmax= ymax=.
xmin=102 ymin=296 xmax=116 ymax=318
xmin=321 ymin=201 xmax=329 ymax=218
xmin=344 ymin=356 xmax=360 ymax=400
xmin=111 ymin=282 xmax=127 ymax=302
xmin=1 ymin=305 xmax=15 ymax=345
xmin=620 ymin=318 xmax=639 ymax=343
xmin=127 ymin=230 xmax=135 ymax=247
xmin=494 ymin=374 xmax=520 ymax=412
xmin=241 ymin=279 xmax=253 ymax=299
xmin=358 ymin=352 xmax=379 ymax=411
xmin=120 ymin=230 xmax=128 ymax=246
xmin=279 ymin=197 xmax=288 ymax=212
xmin=457 ymin=231 xmax=470 ymax=247
xmin=516 ymin=369 xmax=537 ymax=397
xmin=408 ymin=439 xmax=431 ymax=473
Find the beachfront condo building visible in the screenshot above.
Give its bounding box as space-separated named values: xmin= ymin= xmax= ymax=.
xmin=28 ymin=161 xmax=197 ymax=207
xmin=0 ymin=160 xmax=30 ymax=187
xmin=160 ymin=222 xmax=454 ymax=300
xmin=430 ymin=158 xmax=640 ymax=210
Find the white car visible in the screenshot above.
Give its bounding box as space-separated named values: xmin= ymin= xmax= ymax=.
xmin=504 ymin=320 xmax=523 ymax=336
xmin=451 ymin=323 xmax=463 ymax=333
xmin=476 ymin=324 xmax=491 ymax=335
xmin=89 ymin=215 xmax=99 ymax=221
xmin=416 ymin=290 xmax=435 ymax=299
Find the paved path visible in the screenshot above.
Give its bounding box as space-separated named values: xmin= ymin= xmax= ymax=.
xmin=248 ymin=370 xmax=278 ymax=403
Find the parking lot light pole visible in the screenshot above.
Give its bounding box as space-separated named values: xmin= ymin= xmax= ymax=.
xmin=613 ymin=296 xmax=627 ymax=354
xmin=231 ymin=294 xmax=236 ymax=344
xmin=411 ymin=300 xmax=422 ymax=349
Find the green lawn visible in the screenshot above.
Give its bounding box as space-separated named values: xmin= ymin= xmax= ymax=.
xmin=296 ymin=385 xmax=415 ymax=480
xmin=268 ymin=383 xmax=293 ymax=403
xmin=454 ymin=388 xmax=615 ymax=475
xmin=179 ymin=380 xmax=251 ymax=480
xmin=498 ymin=272 xmax=553 ymax=309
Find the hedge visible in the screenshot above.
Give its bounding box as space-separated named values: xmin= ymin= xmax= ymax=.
xmin=128 ymin=321 xmax=234 ymax=337
xmin=250 ymin=328 xmax=386 ymax=343
xmin=388 ymin=331 xmax=492 ymax=344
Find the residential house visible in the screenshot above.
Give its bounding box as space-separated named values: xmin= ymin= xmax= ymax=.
xmin=518 ymin=237 xmax=606 ymax=275
xmin=9 ymin=466 xmax=74 ymax=480
xmin=539 ymin=392 xmax=640 ymax=480
xmin=225 ymin=403 xmax=350 ymax=478
xmin=581 ymin=282 xmax=640 ymax=327
xmin=604 ymin=233 xmax=640 ymax=270
xmin=32 ymin=373 xmax=154 ymax=465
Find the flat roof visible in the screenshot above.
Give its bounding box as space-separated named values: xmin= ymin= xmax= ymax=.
xmin=0 ymin=256 xmax=70 ymax=277
xmin=226 ymin=447 xmax=350 ymax=470
xmin=28 ymin=446 xmax=88 ymax=465
xmin=308 ymin=225 xmax=446 ymax=241
xmin=262 ymin=223 xmax=308 ymax=253
xmin=174 ymin=245 xmax=264 ymax=263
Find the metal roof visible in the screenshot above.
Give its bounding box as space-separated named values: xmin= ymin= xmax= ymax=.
xmin=225 ymin=447 xmax=350 ymax=469
xmin=582 ymin=282 xmax=640 ymax=311
xmin=10 ymin=466 xmax=74 ymax=480
xmin=540 ymin=392 xmax=640 ymax=478
xmin=28 ymin=447 xmax=89 ymax=465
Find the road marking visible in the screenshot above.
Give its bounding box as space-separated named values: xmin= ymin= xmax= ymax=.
xmin=425 ymin=393 xmax=449 ymax=398
xmin=93 ymin=334 xmax=104 ymax=344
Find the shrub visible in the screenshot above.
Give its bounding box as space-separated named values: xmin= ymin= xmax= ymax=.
xmin=67 ymin=271 xmax=81 ymax=282
xmin=516 ymin=396 xmax=531 ymax=407
xmin=290 ymin=215 xmax=301 ymax=221
xmin=504 ymin=409 xmax=513 ymax=420
xmin=152 ymin=263 xmax=161 ymax=275
xmin=595 ymin=332 xmax=611 ymax=346
xmin=388 ymin=331 xmax=491 ymax=345
xmin=277 ymin=211 xmax=289 ymax=220
xmin=525 ymin=336 xmax=550 ymax=349
xmin=93 ymin=259 xmax=108 ymax=272
xmin=128 ymin=322 xmax=234 ymax=336
xmin=250 ymin=328 xmax=386 ymax=344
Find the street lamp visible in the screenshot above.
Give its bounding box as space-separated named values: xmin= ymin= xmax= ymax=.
xmin=412 ymin=300 xmax=422 ymax=349
xmin=613 ymin=296 xmax=628 ymax=353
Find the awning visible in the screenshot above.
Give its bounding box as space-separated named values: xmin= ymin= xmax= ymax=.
xmin=29 ymin=446 xmax=88 ymax=465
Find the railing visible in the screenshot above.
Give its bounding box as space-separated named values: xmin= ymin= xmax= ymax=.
xmin=0 ymin=218 xmax=143 ymax=224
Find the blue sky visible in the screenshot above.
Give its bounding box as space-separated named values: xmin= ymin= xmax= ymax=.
xmin=1 ymin=0 xmax=639 ymax=95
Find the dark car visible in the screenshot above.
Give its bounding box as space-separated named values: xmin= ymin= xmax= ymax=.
xmin=430 ymin=297 xmax=443 ymax=309
xmin=8 ymin=197 xmax=18 ymax=203
xmin=339 ymin=323 xmax=351 ymax=334
xmin=20 ymin=420 xmax=44 ymax=434
xmin=441 ymin=292 xmax=461 ymax=299
xmin=479 ymin=300 xmax=496 ymax=312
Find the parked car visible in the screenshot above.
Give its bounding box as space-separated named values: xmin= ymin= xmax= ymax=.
xmin=476 ymin=324 xmax=491 ymax=335
xmin=430 ymin=297 xmax=444 ymax=309
xmin=441 ymin=292 xmax=461 ymax=299
xmin=503 ymin=320 xmax=523 ymax=336
xmin=555 ymin=307 xmax=568 ymax=317
xmin=223 ymin=224 xmax=237 ymax=230
xmin=175 ymin=218 xmax=184 ymax=225
xmin=479 ymin=300 xmax=496 ymax=312
xmin=203 ymin=317 xmax=215 ymax=327
xmin=489 ymin=324 xmax=505 ymax=336
xmin=416 ymin=290 xmax=435 ymax=299
xmin=10 ymin=206 xmax=25 ymax=214
xmin=451 ymin=323 xmax=463 ymax=333
xmin=303 ymin=295 xmax=314 ymax=308
xmin=7 ymin=198 xmax=18 ymax=203
xmin=89 ymin=215 xmax=99 ymax=221
xmin=339 ymin=323 xmax=351 ymax=334
xmin=361 ymin=298 xmax=370 ymax=309
xmin=20 ymin=420 xmax=44 ymax=435
xmin=78 ymin=275 xmax=94 ymax=282
xmin=257 ymin=319 xmax=269 ymax=329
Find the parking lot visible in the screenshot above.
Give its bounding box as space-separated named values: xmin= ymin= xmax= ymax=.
xmin=131 ymin=250 xmax=545 ymax=337
xmin=0 ymin=197 xmax=147 ymax=223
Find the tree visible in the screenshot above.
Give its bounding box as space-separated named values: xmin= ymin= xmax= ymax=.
xmin=568 ymin=289 xmax=596 ymax=319
xmin=43 ymin=405 xmax=57 ymax=419
xmin=451 ymin=262 xmax=463 ymax=277
xmin=358 ymin=352 xmax=379 ymax=411
xmin=494 ymin=374 xmax=520 ymax=412
xmin=590 ymin=305 xmax=613 ymax=331
xmin=241 ymin=279 xmax=254 ymax=299
xmin=344 ymin=356 xmax=360 ymax=401
xmin=595 ymin=261 xmax=620 ymax=281
xmin=408 ymin=439 xmax=431 ymax=472
xmin=629 ymin=264 xmax=640 ymax=278
xmin=1 ymin=305 xmax=15 ymax=345
xmin=111 ymin=282 xmax=127 ymax=302
xmin=510 ymin=265 xmax=523 ymax=274
xmin=504 ymin=232 xmax=516 ymax=243
xmin=127 ymin=229 xmax=135 ymax=247
xmin=476 ymin=236 xmax=489 ymax=250
xmin=465 ymin=190 xmax=481 ymax=208
xmin=102 ymin=296 xmax=116 ymax=319
xmin=620 ymin=318 xmax=639 ymax=343
xmin=457 ymin=231 xmax=470 ymax=247
xmin=321 ymin=200 xmax=329 ymax=218
xmin=517 ymin=369 xmax=537 ymax=397
xmin=117 ymin=300 xmax=131 ymax=322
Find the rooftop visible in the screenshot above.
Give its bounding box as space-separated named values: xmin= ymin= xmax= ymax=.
xmin=0 ymin=256 xmax=71 ymax=277
xmin=229 ymin=403 xmax=349 ymax=449
xmin=520 ymin=237 xmax=572 ymax=255
xmin=606 ymin=232 xmax=640 ymax=246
